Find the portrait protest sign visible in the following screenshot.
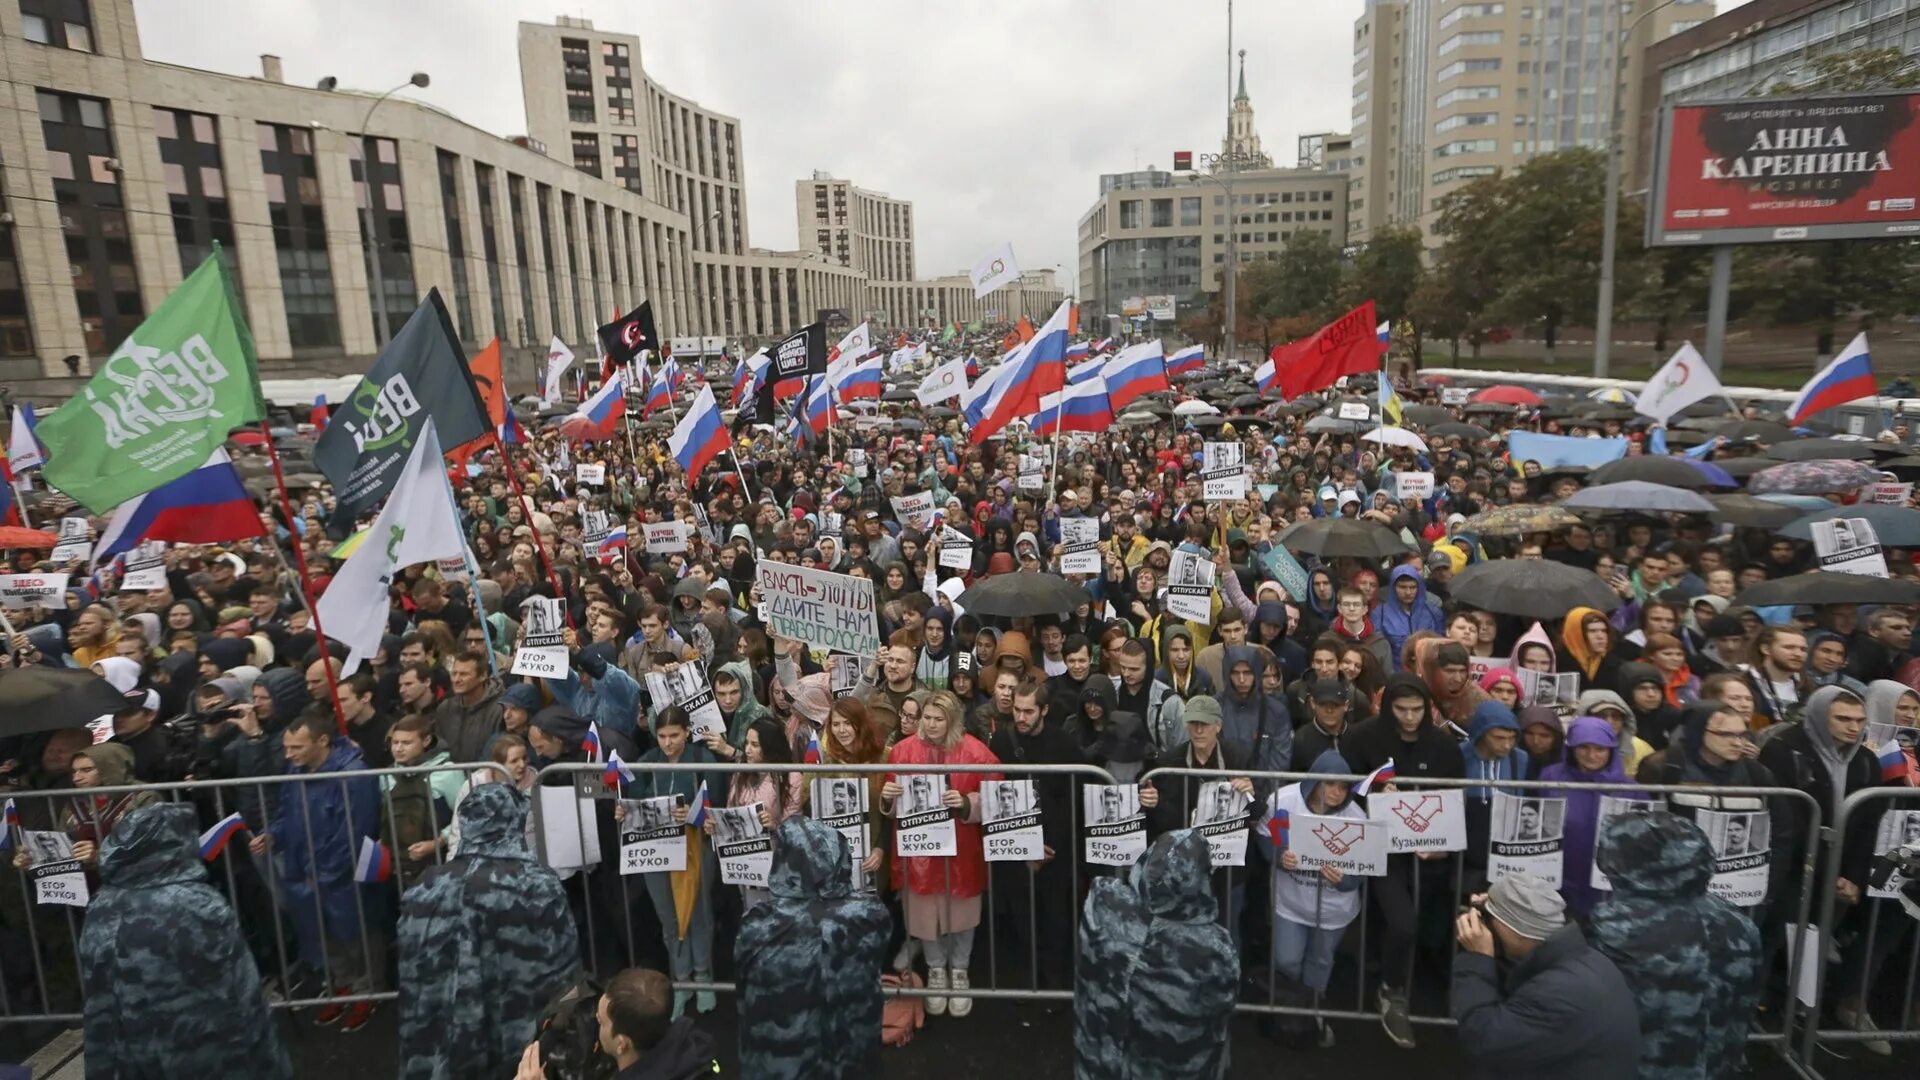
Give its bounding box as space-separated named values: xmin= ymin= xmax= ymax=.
xmin=119 ymin=542 xmax=167 ymax=591
xmin=644 ymin=521 xmax=690 ymax=554
xmin=895 ymin=773 xmax=958 ymax=857
xmin=1190 ymin=781 xmax=1251 ymax=867
xmin=1697 ymin=807 xmax=1771 ymax=907
xmin=1489 ymin=790 xmax=1566 ymax=888
xmin=1082 ymin=784 xmax=1147 ymax=866
xmin=618 ymin=797 xmax=686 ymax=874
xmin=1870 ymin=809 xmax=1920 ymax=898
xmin=1515 ymin=669 xmax=1580 ymax=710
xmin=1164 ymin=551 xmax=1215 ymax=622
xmin=511 ymin=596 xmax=569 ymax=678
xmin=827 ymin=654 xmax=862 ymax=699
xmin=1377 ymin=787 xmax=1467 ymax=854
xmin=982 ymin=779 xmax=1044 ymax=862
xmin=1811 ymin=517 xmax=1886 ymax=577
xmin=755 ymin=562 xmax=880 ymax=656
xmin=30 ymin=860 xmax=89 ymax=907
xmin=1017 ymin=454 xmax=1045 ymax=490
xmin=713 ymin=805 xmax=773 ymax=887
xmin=1286 ymin=812 xmax=1388 ymax=877
xmin=643 ymin=662 xmax=726 ymax=740
xmin=50 ymin=518 xmax=90 ymax=563
xmin=1058 ymin=517 xmax=1102 ymax=575
xmin=810 ymin=777 xmax=872 ymax=889
xmin=580 ymin=509 xmax=611 ymax=551
xmin=938 ymin=524 xmax=974 ymax=570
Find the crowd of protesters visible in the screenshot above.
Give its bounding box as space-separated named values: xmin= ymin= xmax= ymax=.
xmin=2 ymin=335 xmax=1920 ymax=1077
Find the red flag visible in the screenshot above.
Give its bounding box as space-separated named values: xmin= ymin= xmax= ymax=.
xmin=1067 ymin=303 xmax=1080 ymax=337
xmin=450 ymin=339 xmax=507 ymax=468
xmin=1274 ymin=301 xmax=1383 ymax=401
xmin=1015 ymin=315 xmax=1036 ymax=343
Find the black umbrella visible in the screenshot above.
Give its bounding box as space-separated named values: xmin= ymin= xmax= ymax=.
xmin=1706 ymin=493 xmax=1806 ymax=528
xmin=1762 ymin=437 xmax=1878 ymax=463
xmin=1712 ymin=457 xmax=1777 ymax=480
xmin=924 ymin=406 xmax=958 ymax=420
xmin=1734 ymin=571 xmax=1920 ymax=608
xmin=881 ymin=387 xmax=917 ymax=403
xmin=0 ymin=667 xmax=134 ymax=737
xmin=1875 ymin=455 xmax=1920 ymax=478
xmin=1404 ymin=404 xmax=1454 ymax=426
xmin=894 ymin=418 xmax=925 ymax=432
xmin=1427 ymin=421 xmax=1491 ymax=440
xmin=1448 ymin=559 xmax=1621 ymax=621
xmin=956 ymin=572 xmax=1092 ymax=618
xmin=1781 ymin=504 xmax=1920 ymax=546
xmin=1275 ymin=519 xmax=1413 ymax=559
xmin=1587 ymin=456 xmax=1719 ymax=490
xmin=1230 ymin=394 xmax=1264 ymax=409
xmin=1713 ymin=419 xmax=1796 ymax=444
xmin=1462 ymin=402 xmax=1517 ymax=417
xmin=1186 ymin=415 xmax=1230 ymax=430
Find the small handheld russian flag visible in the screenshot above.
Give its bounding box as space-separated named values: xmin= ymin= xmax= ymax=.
xmin=1876 ymin=740 xmax=1912 ymax=783
xmin=687 ymin=781 xmax=711 ymax=829
xmin=1356 ymin=758 xmax=1397 ymax=798
xmin=581 ymin=722 xmax=603 ymax=762
xmin=603 ymin=750 xmax=634 ymax=791
xmin=353 ymin=837 xmax=393 ymax=884
xmin=1 ymin=797 xmax=17 ymax=850
xmin=197 ymin=812 xmax=247 ymax=862
xmin=803 ymin=730 xmax=822 ymax=765
xmin=1266 ymin=806 xmax=1290 ymax=850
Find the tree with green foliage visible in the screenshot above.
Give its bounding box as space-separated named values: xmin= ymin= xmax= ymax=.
xmin=1252 ymin=231 xmax=1345 ymax=326
xmin=1484 ymin=149 xmax=1608 ymax=365
xmin=1346 ymin=226 xmax=1427 ymax=365
xmin=1422 ymin=173 xmax=1506 ymax=359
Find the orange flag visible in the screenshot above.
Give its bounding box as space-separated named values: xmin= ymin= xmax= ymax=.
xmin=1067 ymin=303 xmax=1080 ymax=337
xmin=450 ymin=339 xmax=505 ymax=467
xmin=1016 ymin=315 xmax=1036 ymax=343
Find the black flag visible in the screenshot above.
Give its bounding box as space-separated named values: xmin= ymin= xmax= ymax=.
xmin=756 ymin=322 xmax=827 ymax=419
xmin=597 ymin=301 xmax=659 ymax=370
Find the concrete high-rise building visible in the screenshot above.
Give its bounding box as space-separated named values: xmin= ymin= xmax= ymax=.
xmin=1347 ymin=0 xmax=1714 ymax=243
xmin=794 ymin=172 xmax=914 ymax=281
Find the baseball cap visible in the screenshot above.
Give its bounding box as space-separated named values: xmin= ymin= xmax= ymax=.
xmin=1309 ymin=679 xmax=1352 ymax=705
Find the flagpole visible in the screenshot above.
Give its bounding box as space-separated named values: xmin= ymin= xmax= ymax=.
xmin=258 ymin=421 xmax=349 ymax=732
xmin=437 ymin=452 xmax=497 ymax=675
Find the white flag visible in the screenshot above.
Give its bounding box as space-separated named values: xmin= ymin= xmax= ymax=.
xmin=970 ymin=242 xmax=1020 ymax=299
xmin=8 ymin=406 xmax=41 ymax=471
xmin=916 ymin=358 xmax=968 ymax=406
xmin=1635 ymin=343 xmax=1725 ymax=426
xmin=833 ymin=321 xmax=871 ymax=362
xmin=318 ymin=419 xmax=468 ymax=674
xmin=544 ymin=338 xmax=575 ymax=405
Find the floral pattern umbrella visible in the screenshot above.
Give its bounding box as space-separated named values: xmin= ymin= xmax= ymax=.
xmin=1747 ymin=459 xmax=1880 ymax=497
xmin=1459 ymin=504 xmax=1584 ymax=537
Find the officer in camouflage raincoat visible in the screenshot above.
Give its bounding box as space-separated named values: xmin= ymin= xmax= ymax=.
xmin=736 ymin=816 xmax=892 ymax=1080
xmin=396 ymin=783 xmax=579 ymax=1080
xmin=77 ymin=803 xmax=291 ymax=1080
xmin=1074 ymin=828 xmax=1238 ymax=1080
xmin=1592 ymin=810 xmax=1762 ymax=1080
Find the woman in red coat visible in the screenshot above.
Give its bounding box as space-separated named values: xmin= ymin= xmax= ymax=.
xmin=883 ymin=688 xmax=1000 ymax=1019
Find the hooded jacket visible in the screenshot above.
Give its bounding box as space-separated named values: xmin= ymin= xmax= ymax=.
xmin=1618 ymin=662 xmax=1681 ymax=754
xmin=1069 ymin=676 xmax=1120 ymax=751
xmin=434 ymin=675 xmax=507 ymax=764
xmin=1461 ymin=701 xmax=1529 ymax=802
xmin=1158 ymin=624 xmax=1214 ymax=700
xmin=1214 ymin=645 xmax=1293 ymax=779
xmin=1592 ymin=812 xmax=1762 ymax=1080
xmin=1562 ymin=606 xmax=1632 ymax=693
xmin=1260 ymin=750 xmax=1367 ymax=931
xmin=270 ymin=738 xmax=379 ymax=974
xmin=1451 ymin=921 xmax=1642 ymax=1080
xmin=1758 ymin=683 xmax=1886 ymax=892
xmin=1371 ymin=564 xmax=1445 ymax=666
xmin=1515 ymin=706 xmax=1563 ymax=781
xmin=1073 ymin=830 xmax=1238 ymax=1080
xmin=717 ymin=658 xmax=769 ymax=747
xmin=736 ymin=818 xmax=892 ymax=1080
xmin=1539 ymin=716 xmax=1644 ymax=916
xmin=1416 ymin=637 xmax=1487 ymax=728
xmin=78 ymin=804 xmax=292 ymax=1080
xmin=1508 ymin=621 xmax=1558 ymax=673
xmin=1343 ymin=674 xmax=1466 ymax=783
xmin=397 ymin=784 xmax=579 ymax=1080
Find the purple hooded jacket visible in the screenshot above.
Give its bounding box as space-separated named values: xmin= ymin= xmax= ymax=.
xmin=1539 ymin=714 xmax=1647 ymax=916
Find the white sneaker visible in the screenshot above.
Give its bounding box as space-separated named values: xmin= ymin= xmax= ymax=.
xmin=1837 ymin=1005 xmax=1892 ymax=1057
xmin=949 ymin=969 xmax=972 ymax=1017
xmin=925 ymin=966 xmax=948 ymax=1016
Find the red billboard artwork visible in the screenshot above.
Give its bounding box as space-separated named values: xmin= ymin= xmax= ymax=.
xmin=1650 ymin=92 xmax=1920 ymax=246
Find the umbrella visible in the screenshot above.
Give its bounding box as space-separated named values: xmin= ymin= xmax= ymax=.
xmin=1587 ymin=456 xmax=1720 ymax=490
xmin=0 ymin=527 xmax=57 ymax=549
xmin=1587 ymin=386 xmax=1638 ymax=405
xmin=1427 ymin=421 xmax=1491 ymax=440
xmin=1118 ymin=411 xmax=1160 ymax=426
xmin=1303 ymin=414 xmax=1370 ymax=434
xmin=1748 ymin=459 xmax=1880 ymax=496
xmin=1712 ymin=457 xmax=1777 ymax=480
xmin=1173 ymin=399 xmax=1219 ymax=416
xmin=1133 ymin=400 xmax=1174 ymax=417
xmin=1274 ymin=519 xmax=1413 ymax=558
xmin=1706 ymin=493 xmax=1807 ymax=528
xmin=1230 ymin=394 xmax=1264 ymax=409
xmin=1462 ymin=402 xmax=1517 ymax=417
xmin=0 ymin=667 xmax=135 ymax=737
xmin=1559 ymin=481 xmax=1715 ymax=515
xmin=1683 ymin=459 xmax=1738 ymax=489
xmin=894 ymin=418 xmax=926 ymax=433
xmin=1576 ymin=403 xmax=1638 ymax=423
xmin=1763 ymin=437 xmax=1878 ymax=462
xmin=1403 ymin=404 xmax=1454 ymax=426
xmin=1185 ymin=415 xmax=1229 ymax=431
xmin=1780 ymin=504 xmax=1920 ymax=546
xmin=880 ymin=388 xmax=916 ymax=403
xmin=1734 ymin=571 xmax=1920 ymax=608
xmin=1449 ymin=559 xmax=1621 ymax=621
xmin=1713 ymin=419 xmax=1796 ymax=444
xmin=1471 ymin=385 xmax=1544 ymax=407
xmin=924 ymin=406 xmax=957 ymax=420
xmin=1362 ymin=426 xmax=1428 ymax=452
xmin=1459 ymin=504 xmax=1584 ymax=537
xmin=956 ymin=572 xmax=1092 ymax=618
xmin=1874 ymin=455 xmax=1920 ymax=478
xmin=1661 ymin=429 xmax=1712 ymax=448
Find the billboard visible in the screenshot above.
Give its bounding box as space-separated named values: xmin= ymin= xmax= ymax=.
xmin=1647 ymin=91 xmax=1920 ymax=246
xmin=1145 ymin=295 xmax=1177 ymax=320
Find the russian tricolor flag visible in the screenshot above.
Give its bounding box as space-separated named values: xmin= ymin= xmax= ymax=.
xmin=1265 ymin=805 xmax=1290 ymax=850
xmin=1067 ymin=356 xmax=1105 ymax=386
xmin=688 ymin=781 xmax=711 ymax=828
xmin=1034 ymin=376 xmax=1113 ymax=436
xmin=1065 ymin=341 xmax=1090 ymax=362
xmin=603 ymin=750 xmax=635 ymax=791
xmin=582 ymin=721 xmax=603 ymax=761
xmin=1356 ymin=758 xmax=1397 ymax=797
xmin=1167 ymin=344 xmax=1204 ymax=376
xmin=94 ymin=450 xmax=266 ymax=562
xmin=643 ymin=367 xmax=675 ymax=417
xmin=669 ymin=385 xmax=731 ymax=480
xmin=796 ymin=375 xmax=834 ymax=445
xmin=1 ymin=797 xmax=17 ymax=849
xmin=499 ymin=408 xmax=525 ymax=445
xmin=834 ymin=356 xmax=885 ymax=401
xmin=198 ymin=812 xmax=247 ymax=861
xmin=1102 ymin=340 xmax=1170 ymax=412
xmin=1377 ymin=320 xmax=1391 ymax=345
xmin=1876 ymin=739 xmax=1911 ymax=783
xmin=353 ymin=837 xmax=393 ymax=883
xmin=1787 ymin=332 xmax=1877 ymax=425
xmin=961 ymin=362 xmax=1004 ymax=429
xmin=8 ymin=403 xmax=43 ymax=471
xmin=561 ymin=372 xmax=626 ymax=442
xmin=803 ymin=730 xmax=822 ymax=764
xmin=965 ymin=355 xmax=980 ymax=379
xmin=597 ymin=526 xmax=629 ymax=556
xmin=1255 ymin=355 xmax=1279 ymax=395
xmin=971 ymin=299 xmax=1072 ymax=444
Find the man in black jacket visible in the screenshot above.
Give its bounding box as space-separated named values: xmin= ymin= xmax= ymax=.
xmin=989 ymin=677 xmax=1086 ymax=990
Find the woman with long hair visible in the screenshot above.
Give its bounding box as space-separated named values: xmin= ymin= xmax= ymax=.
xmin=706 ymin=717 xmax=803 ymax=912
xmin=882 ymin=690 xmax=1000 ymax=1018
xmin=1339 ymin=642 xmax=1386 ymax=721
xmin=819 ymin=696 xmax=894 ymax=927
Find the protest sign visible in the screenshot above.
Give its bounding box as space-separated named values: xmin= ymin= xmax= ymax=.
xmin=1058 ymin=517 xmax=1102 ymax=574
xmin=50 ymin=518 xmax=90 ymax=563
xmin=895 ymin=774 xmax=958 ymax=857
xmin=1083 ymin=785 xmax=1147 ymax=866
xmin=580 ymin=509 xmax=611 ymax=552
xmin=811 ymin=777 xmax=873 ymax=889
xmin=644 ymin=521 xmax=690 ymax=554
xmin=1205 ymin=441 xmax=1244 ymax=471
xmin=0 ymin=574 xmax=69 ymax=611
xmin=1164 ymin=551 xmax=1214 ymax=622
xmin=1590 ymin=796 xmax=1657 ymax=891
xmin=1515 ymin=669 xmax=1580 ymax=710
xmin=618 ymin=797 xmax=686 ymax=874
xmin=982 ymin=779 xmax=1044 ymax=863
xmin=847 ymin=447 xmax=868 ymax=478
xmin=576 ymin=463 xmax=605 ymax=485
xmin=1378 ymin=787 xmax=1467 ymax=854
xmin=437 ymin=555 xmax=470 ymax=581
xmin=1190 ymin=781 xmax=1251 ymax=867
xmin=1811 ymin=517 xmax=1887 ymax=577
xmin=1201 ymin=465 xmax=1247 ymax=501
xmin=827 ymin=654 xmax=862 ymax=699
xmin=119 ymin=542 xmax=167 ymax=590
xmin=1017 ymin=454 xmax=1045 ymax=491
xmin=1441 ymin=387 xmax=1471 ymax=405
xmin=1260 ymin=543 xmax=1311 ymax=603
xmin=1488 ymin=790 xmax=1566 ymax=888
xmin=1287 ymin=811 xmax=1388 ymax=877
xmin=1870 ymin=809 xmax=1920 ymax=898
xmin=1698 ymin=807 xmax=1771 ymax=907
xmin=1869 ymin=480 xmax=1913 ymax=506
xmin=891 ymin=492 xmax=936 ymax=531
xmin=30 ymin=860 xmax=88 ymax=907
xmin=643 ymin=662 xmax=726 ymax=740
xmin=756 ymin=562 xmax=880 ymax=656
xmin=937 ymin=524 xmax=974 ymax=570
xmin=511 ymin=596 xmax=569 ymax=678
xmin=713 ymin=805 xmax=773 ymax=887
xmin=1388 ymin=471 xmax=1434 ymax=501
xmin=1337 ymin=401 xmax=1372 ymax=421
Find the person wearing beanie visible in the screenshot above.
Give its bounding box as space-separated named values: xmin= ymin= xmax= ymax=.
xmin=1452 ymin=872 xmax=1641 ymax=1080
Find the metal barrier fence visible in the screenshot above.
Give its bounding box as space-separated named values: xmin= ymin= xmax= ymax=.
xmin=0 ymin=761 xmax=505 ymax=1024
xmin=1801 ymin=785 xmax=1920 ymax=1070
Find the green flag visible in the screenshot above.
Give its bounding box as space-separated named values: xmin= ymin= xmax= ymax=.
xmin=38 ymin=250 xmax=265 ymax=513
xmin=940 ymin=322 xmax=957 ymax=344
xmin=967 ymin=319 xmax=983 ymax=333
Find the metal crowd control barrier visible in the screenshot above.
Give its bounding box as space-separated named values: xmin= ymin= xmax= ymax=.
xmin=1801 ymin=785 xmax=1920 ymax=1070
xmin=530 ymin=759 xmax=1118 ymax=1004
xmin=0 ymin=762 xmax=505 ymax=1024
xmin=1138 ymin=767 xmax=1824 ymax=1067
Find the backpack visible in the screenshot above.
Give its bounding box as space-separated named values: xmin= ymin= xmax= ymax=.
xmin=880 ymin=972 xmax=925 ymax=1047
xmin=536 ymin=974 xmax=616 ymax=1080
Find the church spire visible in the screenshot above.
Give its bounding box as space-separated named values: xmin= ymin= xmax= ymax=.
xmin=1235 ymin=48 xmax=1249 ymax=102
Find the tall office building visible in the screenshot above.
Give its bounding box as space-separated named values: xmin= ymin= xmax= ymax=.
xmin=1347 ymin=0 xmax=1714 ymax=243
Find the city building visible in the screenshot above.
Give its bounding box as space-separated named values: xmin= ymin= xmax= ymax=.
xmin=794 ymin=171 xmax=914 ymax=282
xmin=1074 ymin=58 xmax=1348 ymax=329
xmin=1298 ymin=131 xmax=1358 ymax=173
xmin=1636 ymin=0 xmax=1920 ymax=195
xmin=1347 ymin=0 xmax=1714 ymax=244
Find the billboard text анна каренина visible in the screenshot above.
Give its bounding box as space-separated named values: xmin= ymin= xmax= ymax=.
xmin=1649 ymin=92 xmax=1920 ymax=246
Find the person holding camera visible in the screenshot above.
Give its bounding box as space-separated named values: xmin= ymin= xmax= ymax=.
xmin=513 ymin=968 xmax=717 ymax=1080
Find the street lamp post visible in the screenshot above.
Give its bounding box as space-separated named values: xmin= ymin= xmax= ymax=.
xmin=1594 ymin=0 xmax=1684 ymax=378
xmin=318 ymin=72 xmax=430 ymax=347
